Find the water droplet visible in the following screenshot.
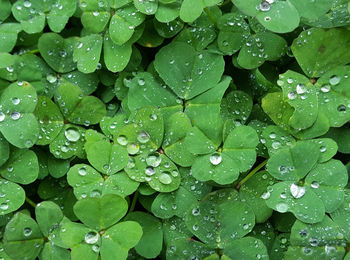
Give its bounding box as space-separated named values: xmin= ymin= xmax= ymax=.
xmin=261 ymin=192 xmax=270 ymax=200
xmin=127 ymin=143 xmax=139 ymax=155
xmin=23 ymin=1 xmax=31 ymax=8
xmin=93 ymin=11 xmax=99 ymax=16
xmin=309 ymin=237 xmax=319 ymax=247
xmin=278 ymin=166 xmax=287 ymax=174
xmin=209 ymin=153 xmax=222 ymax=166
xmin=137 ymin=131 xmax=150 ymax=143
xmin=296 ymin=83 xmax=307 ymax=94
xmin=11 ymin=97 xmax=20 ymax=105
xmin=64 ymin=127 xmax=80 ymax=142
xmin=192 ymin=225 xmax=199 ymax=231
xmin=92 ymin=244 xmax=100 ymax=253
xmin=0 ymin=112 xmax=5 ymax=122
xmin=329 ymin=76 xmax=340 ymax=86
xmin=288 ymin=91 xmax=297 ymax=100
xmin=11 ymin=112 xmax=20 ymax=120
xmin=259 ymin=1 xmax=270 ymax=11
xmin=287 ymin=78 xmax=293 ymax=84
xmin=290 ymin=183 xmax=305 ymax=199
xmin=337 ymin=105 xmax=346 ymax=112
xmin=138 ymin=78 xmax=145 ymax=86
xmin=310 ymin=181 xmax=319 ymax=189
xmin=243 ymin=224 xmax=249 ymax=230
xmin=299 ymin=229 xmax=308 ymax=237
xmin=116 ymin=135 xmax=128 ymax=146
xmin=276 ymin=203 xmax=289 ymax=213
xmin=320 ymin=84 xmax=330 ymax=93
xmin=145 ymin=167 xmax=155 ymax=176
xmin=46 ymin=74 xmax=57 ymax=83
xmin=150 ymin=114 xmax=157 ymax=121
xmin=85 ymin=231 xmax=99 ymax=244
xmin=59 ymin=50 xmax=67 ymax=57
xmin=320 ymin=146 xmax=326 ymax=153
xmin=159 ymin=173 xmax=172 ymax=184
xmin=23 ymin=227 xmax=32 ymax=237
xmin=146 ymin=154 xmax=162 ymax=167
xmin=78 ymin=167 xmax=87 ymax=176
xmin=0 ymin=203 xmax=8 ymax=211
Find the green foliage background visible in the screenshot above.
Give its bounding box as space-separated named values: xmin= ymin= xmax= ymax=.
xmin=0 ymin=0 xmax=350 ymax=259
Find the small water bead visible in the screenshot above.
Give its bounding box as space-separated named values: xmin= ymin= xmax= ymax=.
xmin=0 ymin=112 xmax=5 ymax=122
xmin=85 ymin=231 xmax=99 ymax=244
xmin=329 ymin=75 xmax=340 ymax=85
xmin=146 ymin=154 xmax=162 ymax=167
xmin=320 ymin=146 xmax=326 ymax=153
xmin=276 ymin=202 xmax=289 ymax=213
xmin=261 ymin=191 xmax=270 ymax=200
xmin=310 ymin=181 xmax=319 ymax=189
xmin=192 ymin=207 xmax=200 ymax=216
xmin=192 ymin=225 xmax=199 ymax=231
xmin=159 ymin=173 xmax=172 ymax=184
xmin=337 ymin=105 xmax=346 ymax=112
xmin=309 ymin=238 xmax=319 ymax=247
xmin=23 ymin=227 xmax=32 ymax=237
xmin=64 ymin=127 xmax=80 ymax=142
xmin=137 ymin=131 xmax=150 ymax=143
xmin=209 ymin=153 xmax=222 ymax=166
xmin=150 ymin=114 xmax=157 ymax=121
xmin=46 ymin=74 xmax=57 ymax=83
xmin=287 ymin=78 xmax=293 ymax=84
xmin=116 ymin=135 xmax=128 ymax=146
xmin=290 ymin=183 xmax=306 ymax=199
xmin=127 ymin=143 xmax=139 ymax=155
xmin=278 ymin=166 xmax=287 ymax=174
xmin=287 ymin=90 xmax=297 ymax=100
xmin=169 ymin=59 xmax=175 ymax=65
xmin=138 ymin=78 xmax=145 ymax=86
xmin=59 ymin=50 xmax=67 ymax=58
xmin=259 ymin=1 xmax=270 ymax=11
xmin=280 ymin=192 xmax=287 ymax=199
xmin=12 ymin=97 xmax=20 ymax=105
xmin=296 ymin=83 xmax=307 ymax=94
xmin=11 ymin=112 xmax=21 ymax=120
xmin=78 ymin=167 xmax=87 ymax=176
xmin=145 ymin=167 xmax=155 ymax=176
xmin=61 ymin=145 xmax=69 ymax=153
xmin=271 ymin=141 xmax=281 ymax=149
xmin=23 ymin=1 xmax=31 ymax=7
xmin=320 ymin=84 xmax=331 ymax=93
xmin=269 ymin=133 xmax=276 ymax=139
xmin=243 ymin=224 xmax=249 ymax=230
xmin=0 ymin=203 xmax=8 ymax=211
xmin=93 ymin=11 xmax=99 ymax=16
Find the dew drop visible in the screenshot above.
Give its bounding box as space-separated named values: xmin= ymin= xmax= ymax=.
xmin=296 ymin=83 xmax=307 ymax=94
xmin=116 ymin=135 xmax=128 ymax=146
xmin=209 ymin=153 xmax=222 ymax=166
xmin=23 ymin=227 xmax=32 ymax=237
xmin=337 ymin=105 xmax=346 ymax=112
xmin=159 ymin=173 xmax=172 ymax=185
xmin=145 ymin=167 xmax=155 ymax=176
xmin=46 ymin=74 xmax=57 ymax=83
xmin=290 ymin=183 xmax=306 ymax=199
xmin=78 ymin=167 xmax=87 ymax=176
xmin=11 ymin=97 xmax=20 ymax=105
xmin=320 ymin=146 xmax=326 ymax=153
xmin=320 ymin=84 xmax=330 ymax=93
xmin=137 ymin=131 xmax=150 ymax=143
xmin=310 ymin=181 xmax=319 ymax=189
xmin=138 ymin=78 xmax=145 ymax=86
xmin=0 ymin=112 xmax=5 ymax=122
xmin=64 ymin=127 xmax=80 ymax=142
xmin=11 ymin=112 xmax=20 ymax=120
xmin=288 ymin=91 xmax=297 ymax=100
xmin=146 ymin=154 xmax=162 ymax=167
xmin=329 ymin=76 xmax=340 ymax=86
xmin=85 ymin=231 xmax=99 ymax=244
xmin=0 ymin=203 xmax=8 ymax=211
xmin=276 ymin=203 xmax=289 ymax=213
xmin=127 ymin=143 xmax=139 ymax=155
xmin=259 ymin=1 xmax=270 ymax=11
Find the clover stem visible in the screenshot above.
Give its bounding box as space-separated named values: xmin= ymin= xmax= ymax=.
xmin=129 ymin=192 xmax=139 ymax=212
xmin=25 ymin=197 xmax=37 ymax=208
xmin=204 ymin=7 xmax=217 ymax=26
xmin=236 ymin=159 xmax=268 ymax=190
xmin=26 ymin=49 xmax=39 ymax=54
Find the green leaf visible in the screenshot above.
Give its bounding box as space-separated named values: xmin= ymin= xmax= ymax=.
xmin=3 ymin=213 xmax=44 ymax=260
xmin=46 ymin=0 xmax=77 ymax=32
xmin=331 ymin=189 xmax=350 ymax=241
xmin=55 ymin=80 xmax=106 ymax=125
xmin=126 ymin=211 xmax=163 ymax=258
xmin=0 ymin=23 xmax=22 ymax=52
xmin=0 ymin=180 xmax=25 ymax=215
xmin=0 ymin=81 xmax=39 ymax=148
xmin=38 ymin=33 xmax=77 ymax=73
xmin=86 ymin=140 xmax=128 ymax=175
xmin=73 ymin=194 xmax=128 ymax=230
xmin=134 ymin=0 xmax=158 ymax=15
xmin=0 ymin=148 xmax=39 ymax=184
xmin=0 ymin=132 xmax=9 ymax=167
xmin=266 ymin=141 xmax=320 ymax=181
xmin=35 ymin=201 xmax=63 ymax=236
xmin=80 ymin=0 xmax=110 ymax=33
xmin=289 ymin=0 xmax=333 ymax=19
xmin=223 ymin=237 xmax=269 ymax=259
xmin=73 ymin=34 xmax=103 ymax=73
xmin=185 ymin=189 xmax=255 ymax=248
xmin=155 ymin=2 xmax=180 ymax=23
xmin=34 ymin=96 xmax=64 ymax=145
xmin=154 ymin=42 xmax=225 ymax=99
xmin=12 ymin=0 xmax=46 ymax=33
xmin=239 ymin=171 xmax=274 ymax=223
xmin=101 ymin=221 xmax=143 ymax=260
xmin=166 ymin=239 xmax=215 ymax=260
xmin=179 ymin=0 xmax=204 ymax=23
xmin=256 ymin=1 xmax=300 ymax=33
xmin=265 ymin=181 xmax=325 ymax=224
xmin=109 ymin=4 xmax=145 ymax=45
xmin=291 ymin=28 xmax=350 ymax=78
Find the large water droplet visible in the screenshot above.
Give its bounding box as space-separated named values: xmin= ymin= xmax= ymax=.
xmin=145 ymin=167 xmax=155 ymax=176
xmin=310 ymin=181 xmax=319 ymax=189
xmin=320 ymin=84 xmax=330 ymax=93
xmin=85 ymin=231 xmax=99 ymax=244
xmin=137 ymin=131 xmax=150 ymax=143
xmin=12 ymin=97 xmax=20 ymax=105
xmin=290 ymin=183 xmax=306 ymax=199
xmin=276 ymin=202 xmax=289 ymax=213
xmin=64 ymin=127 xmax=80 ymax=142
xmin=46 ymin=74 xmax=57 ymax=83
xmin=146 ymin=154 xmax=162 ymax=167
xmin=78 ymin=167 xmax=87 ymax=176
xmin=127 ymin=143 xmax=139 ymax=155
xmin=117 ymin=135 xmax=128 ymax=146
xmin=329 ymin=76 xmax=340 ymax=86
xmin=23 ymin=227 xmax=32 ymax=237
xmin=288 ymin=91 xmax=297 ymax=100
xmin=11 ymin=112 xmax=20 ymax=120
xmin=259 ymin=1 xmax=270 ymax=11
xmin=0 ymin=112 xmax=5 ymax=122
xmin=0 ymin=203 xmax=8 ymax=211
xmin=209 ymin=153 xmax=222 ymax=166
xmin=159 ymin=173 xmax=172 ymax=184
xmin=296 ymin=83 xmax=307 ymax=94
